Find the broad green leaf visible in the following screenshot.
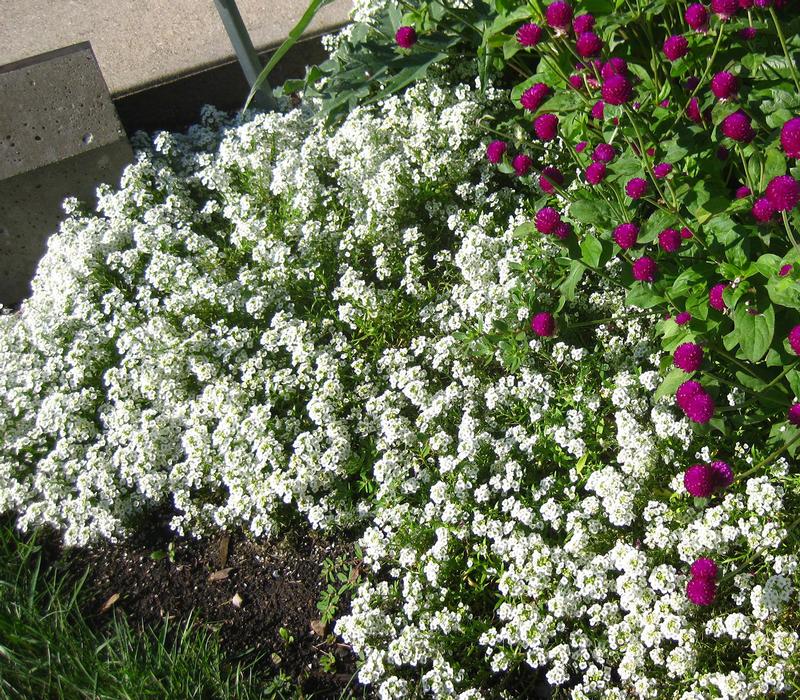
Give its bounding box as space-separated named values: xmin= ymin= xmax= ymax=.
xmin=733 ymin=302 xmax=775 ymax=362
xmin=654 ymin=367 xmax=691 ymax=402
xmin=580 ymin=234 xmax=603 ymax=268
xmin=570 ymin=199 xmax=604 ymax=224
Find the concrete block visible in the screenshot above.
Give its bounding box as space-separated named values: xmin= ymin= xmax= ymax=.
xmin=0 ymin=42 xmax=132 ymax=307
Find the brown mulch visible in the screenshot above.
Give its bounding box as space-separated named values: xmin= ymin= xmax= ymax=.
xmin=57 ymin=520 xmax=366 ymax=699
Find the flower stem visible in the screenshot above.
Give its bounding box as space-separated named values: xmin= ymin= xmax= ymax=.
xmin=736 ymin=431 xmax=800 ymax=481
xmin=769 ymin=7 xmax=800 ymax=92
xmin=781 ymin=211 xmax=800 ymax=256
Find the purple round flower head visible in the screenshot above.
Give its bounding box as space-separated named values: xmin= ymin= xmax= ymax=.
xmin=681 ymin=227 xmax=694 ymax=239
xmin=712 ymin=0 xmax=738 ymax=19
xmin=521 ymin=83 xmax=551 ymax=111
xmin=531 ymin=311 xmax=556 ymax=337
xmin=717 ymin=146 xmax=730 ymax=161
xmin=573 ymin=13 xmax=594 ymax=33
xmin=553 ymin=221 xmax=572 ymax=240
xmin=626 ymin=177 xmax=648 ymax=199
xmin=535 ymin=206 xmax=561 ymax=233
xmin=753 ymin=197 xmax=775 ymax=222
xmin=740 ymin=0 xmax=754 ymax=7
xmin=685 ymin=75 xmax=701 ymax=91
xmin=654 ymin=162 xmax=673 ymax=179
xmin=736 ymin=185 xmax=752 ymax=199
xmin=569 ymin=74 xmax=585 ymax=90
xmin=780 ymin=117 xmax=800 ymax=158
xmin=710 ymin=460 xmax=734 ymax=489
xmin=766 ymin=175 xmax=800 ymax=212
xmin=586 ymin=161 xmax=607 ymax=185
xmin=601 ymin=57 xmax=628 ymax=79
xmin=676 ymin=311 xmax=692 ymax=325
xmin=685 ymin=3 xmax=710 ymax=31
xmin=663 ymin=35 xmax=689 ymax=61
xmin=687 ymin=576 xmax=717 ymax=606
xmin=711 ymin=71 xmax=738 ymax=100
xmin=789 ymin=324 xmax=800 ymax=355
xmin=576 ymin=31 xmax=603 ymax=57
xmin=684 ymin=464 xmax=715 ymax=497
xmin=575 ymin=140 xmax=588 ymax=153
xmin=546 ymin=1 xmax=573 ymax=31
xmin=513 ymin=154 xmax=533 ymax=176
xmin=602 ymin=75 xmax=632 ymax=105
xmin=660 ymin=99 xmax=671 ymax=108
xmin=395 ymin=26 xmax=417 ymax=48
xmin=534 ymin=114 xmax=559 ymax=141
xmin=486 ymin=140 xmax=507 ymax=164
xmin=592 ymin=143 xmax=615 ymax=163
xmin=613 ymin=222 xmax=639 ymax=249
xmin=788 ymin=403 xmax=800 ymax=425
xmin=721 ymin=110 xmax=755 ymax=142
xmin=659 ymin=228 xmax=682 ymax=253
xmin=674 ymin=342 xmax=704 ymax=372
xmin=683 ymin=391 xmax=716 ymax=423
xmin=754 ymin=0 xmax=772 ymax=6
xmin=691 ymin=557 xmax=719 ymax=579
xmin=780 ymin=263 xmax=793 ymax=276
xmin=739 ymin=26 xmax=757 ymax=40
xmin=516 ymin=22 xmax=543 ymax=47
xmin=709 ymin=283 xmax=728 ymax=311
xmin=632 ymin=256 xmax=657 ymax=282
xmin=590 ymin=100 xmax=606 ymax=120
xmin=539 ymin=166 xmax=564 ymax=194
xmin=686 ymin=97 xmax=704 ymax=124
xmin=677 ymin=380 xmax=703 ymax=408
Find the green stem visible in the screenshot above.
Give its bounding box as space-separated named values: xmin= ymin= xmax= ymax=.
xmin=781 ymin=211 xmax=800 ymax=256
xmin=736 ymin=431 xmax=800 ymax=481
xmin=769 ymin=7 xmax=800 ymax=92
xmin=761 ymin=360 xmax=799 ymax=393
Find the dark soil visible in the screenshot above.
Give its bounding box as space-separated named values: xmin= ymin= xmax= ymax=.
xmin=58 ymin=521 xmax=367 ymax=699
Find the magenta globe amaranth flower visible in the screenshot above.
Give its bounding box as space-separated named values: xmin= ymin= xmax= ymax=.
xmin=663 ymin=35 xmax=689 ymax=61
xmin=709 ymin=283 xmax=728 ymax=311
xmin=553 ymin=221 xmax=572 ymax=239
xmin=592 ymin=143 xmax=615 ymax=163
xmin=601 ymin=57 xmax=628 ymax=79
xmin=546 ymin=1 xmax=573 ymax=31
xmin=632 ymin=256 xmax=657 ymax=282
xmin=780 ymin=117 xmax=800 ymax=158
xmin=590 ymin=100 xmax=606 ymax=120
xmin=680 ymin=227 xmax=694 ymax=239
xmin=576 ymin=31 xmax=603 ymax=57
xmin=753 ymin=197 xmax=775 ymax=222
xmin=575 ymin=140 xmax=588 ymax=153
xmin=687 ymin=97 xmax=704 ymax=124
xmin=710 ymin=460 xmax=734 ymax=489
xmin=534 ymin=113 xmax=559 ymax=141
xmin=486 ymin=140 xmax=507 ymax=164
xmin=712 ymin=0 xmax=738 ymax=19
xmin=654 ymin=162 xmax=673 ymax=179
xmin=613 ymin=222 xmax=639 ymax=249
xmin=674 ymin=342 xmax=704 ymax=372
xmin=535 ymin=206 xmax=562 ymax=233
xmin=691 ymin=558 xmax=719 ymax=579
xmin=658 ymin=228 xmax=682 ymax=253
xmin=685 ymin=3 xmax=709 ymax=31
xmin=601 ymin=75 xmax=632 ymax=105
xmin=736 ymin=185 xmax=752 ymax=198
xmin=626 ymin=178 xmax=648 ymax=199
xmin=740 ymin=26 xmax=757 ymax=40
xmin=780 ymin=263 xmax=793 ymax=276
xmin=766 ymin=175 xmax=800 ymax=212
xmin=676 ymin=380 xmax=703 ymax=408
xmin=675 ymin=311 xmax=692 ymax=325
xmin=789 ymin=324 xmax=800 ymax=355
xmin=788 ymin=403 xmax=800 ymax=426
xmin=711 ymin=71 xmax=738 ymax=100
xmin=687 ymin=576 xmax=717 ymax=606
xmin=684 ymin=464 xmax=715 ymax=497
xmin=516 ymin=22 xmax=543 ymax=47
xmin=721 ymin=110 xmax=755 ymax=142
xmin=512 ymin=154 xmax=533 ymax=176
xmin=531 ymin=311 xmax=556 ymax=337
xmin=573 ymin=13 xmax=594 ymax=33
xmin=683 ymin=391 xmax=716 ymax=423
xmin=586 ymin=161 xmax=607 ymax=185
xmin=395 ymin=26 xmax=417 ymax=48
xmin=521 ymin=83 xmax=550 ymax=112
xmin=539 ymin=166 xmax=564 ymax=194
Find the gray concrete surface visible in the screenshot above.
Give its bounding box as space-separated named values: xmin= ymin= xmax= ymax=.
xmin=0 ymin=0 xmax=352 ymax=96
xmin=0 ymin=43 xmax=132 ymax=306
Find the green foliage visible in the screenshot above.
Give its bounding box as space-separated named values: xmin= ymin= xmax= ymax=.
xmin=316 ymin=547 xmax=363 ymax=626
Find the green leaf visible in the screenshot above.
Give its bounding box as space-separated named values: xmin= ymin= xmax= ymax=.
xmin=763 ymin=147 xmax=787 ymax=187
xmin=626 ymin=283 xmax=665 ymax=308
xmin=733 ymin=302 xmax=775 ymax=362
xmin=558 ymin=260 xmax=586 ymax=306
xmin=570 ymin=199 xmax=603 ymax=224
xmin=787 ymin=369 xmax=800 ymax=397
xmin=580 ymin=234 xmax=603 ymax=268
xmin=767 ymin=274 xmax=800 ymax=309
xmin=654 ymin=367 xmax=691 ymax=402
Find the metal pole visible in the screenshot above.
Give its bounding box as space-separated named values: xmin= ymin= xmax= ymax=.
xmin=212 ymin=0 xmax=276 ymax=110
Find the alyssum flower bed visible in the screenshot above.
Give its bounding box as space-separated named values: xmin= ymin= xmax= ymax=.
xmin=2 ymin=0 xmax=800 ymax=696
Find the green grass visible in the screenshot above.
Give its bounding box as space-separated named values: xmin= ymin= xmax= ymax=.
xmin=0 ymin=522 xmax=360 ymax=699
